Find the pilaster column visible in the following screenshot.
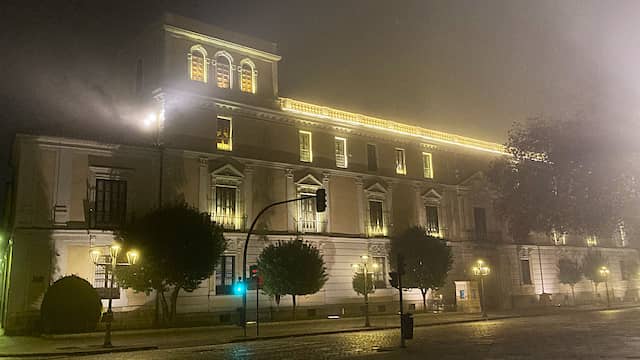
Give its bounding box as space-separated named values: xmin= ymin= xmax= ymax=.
xmin=285 ymin=169 xmax=295 ymax=232
xmin=386 ymin=181 xmax=395 ymax=233
xmin=355 ymin=177 xmax=365 ymax=236
xmin=244 ymin=165 xmax=254 ymax=227
xmin=322 ymin=172 xmax=331 ymax=233
xmin=414 ymin=183 xmax=423 ymax=227
xmin=198 ymin=157 xmax=209 ymax=213
xmin=53 ymin=149 xmax=72 ymax=225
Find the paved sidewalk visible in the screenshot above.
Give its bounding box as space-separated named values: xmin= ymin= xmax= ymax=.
xmin=0 ymin=304 xmax=636 ymax=357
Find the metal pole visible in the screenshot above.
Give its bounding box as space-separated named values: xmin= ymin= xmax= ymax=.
xmin=364 ymin=264 xmax=370 ymax=327
xmin=242 ymin=196 xmax=315 ymax=336
xmin=480 ymin=276 xmax=487 ymax=318
xmin=256 ymin=286 xmax=260 ymax=336
xmin=605 ymin=280 xmax=611 ymax=308
xmin=398 ymin=254 xmax=405 ymax=348
xmin=104 ymin=264 xmax=114 ymax=347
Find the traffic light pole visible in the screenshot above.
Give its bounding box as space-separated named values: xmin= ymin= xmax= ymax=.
xmin=242 ymin=193 xmax=324 ymax=337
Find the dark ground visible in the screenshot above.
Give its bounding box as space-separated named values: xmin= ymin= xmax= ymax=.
xmin=59 ymin=307 xmax=640 ymax=359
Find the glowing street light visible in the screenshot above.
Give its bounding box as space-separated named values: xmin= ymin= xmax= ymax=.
xmin=472 ymin=259 xmax=490 ymax=318
xmin=599 ymin=266 xmax=611 ymax=308
xmin=352 ymin=255 xmax=378 ymax=327
xmin=90 ymin=244 xmax=140 ymax=347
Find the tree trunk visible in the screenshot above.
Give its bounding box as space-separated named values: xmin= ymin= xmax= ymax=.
xmin=420 ymin=288 xmax=428 ymax=312
xmin=570 ymin=284 xmax=576 ymax=305
xmin=593 ymin=282 xmax=599 ymax=303
xmin=292 ymin=295 xmax=297 ymax=320
xmin=159 ymin=290 xmax=170 ymax=326
xmin=169 ymin=286 xmax=181 ymax=323
xmin=275 ymin=294 xmax=281 ymax=311
xmin=154 ymin=289 xmax=160 ymax=327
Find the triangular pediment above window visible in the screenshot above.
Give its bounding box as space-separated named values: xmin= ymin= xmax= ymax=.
xmin=422 ymin=188 xmax=442 ymax=201
xmin=366 ymin=182 xmax=387 ymax=194
xmin=211 ymin=164 xmax=244 ymax=178
xmin=295 ymin=174 xmax=323 ymax=187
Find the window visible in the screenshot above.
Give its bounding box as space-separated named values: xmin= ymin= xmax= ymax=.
xmin=369 ymin=200 xmax=384 ymax=235
xmin=335 ymin=137 xmax=347 ymax=168
xmin=214 ymin=186 xmax=236 ymax=229
xmin=621 ymin=260 xmax=628 ymax=281
xmin=367 ymin=144 xmax=378 ymax=171
xmin=586 ymin=235 xmax=598 ymax=247
xmin=215 ymin=53 xmax=232 ymax=89
xmin=373 ymin=257 xmax=386 ymax=288
xmin=395 ymin=148 xmax=406 ymax=175
xmin=473 ymin=207 xmax=487 ymax=242
xmin=298 ymin=193 xmax=318 ymax=232
xmin=189 ymin=46 xmax=207 ymax=83
xmin=426 ymin=206 xmax=439 ymax=235
xmin=93 ymin=255 xmax=111 ymax=288
xmin=552 ymin=230 xmax=567 ymax=246
xmin=422 ymin=152 xmax=433 ymax=179
xmin=299 ymin=131 xmax=312 ymax=162
xmin=240 ymin=59 xmax=256 ymax=93
xmin=94 ymin=179 xmax=127 ymax=228
xmin=215 ymin=256 xmax=235 ymax=295
xmin=520 ymin=259 xmax=532 ymax=285
xmin=216 ymin=116 xmax=232 ymax=151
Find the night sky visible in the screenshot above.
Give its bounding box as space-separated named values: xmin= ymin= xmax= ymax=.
xmin=2 ymin=0 xmax=640 ymax=215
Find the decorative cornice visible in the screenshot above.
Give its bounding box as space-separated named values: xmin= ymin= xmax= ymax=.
xmin=164 ymin=25 xmax=282 ymax=62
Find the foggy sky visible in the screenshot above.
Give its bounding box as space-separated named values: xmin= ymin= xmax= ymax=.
xmin=2 ymin=0 xmax=640 ymax=213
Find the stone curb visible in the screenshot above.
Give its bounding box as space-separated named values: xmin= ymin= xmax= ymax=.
xmin=0 ymin=345 xmax=158 ymax=358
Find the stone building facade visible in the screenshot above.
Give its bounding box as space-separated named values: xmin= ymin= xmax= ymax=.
xmin=2 ymin=13 xmax=638 ymax=333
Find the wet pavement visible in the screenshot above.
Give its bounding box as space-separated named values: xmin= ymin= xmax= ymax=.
xmin=58 ymin=307 xmax=640 ymax=359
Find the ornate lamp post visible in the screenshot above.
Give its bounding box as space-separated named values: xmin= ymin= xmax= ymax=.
xmin=90 ymin=244 xmax=139 ymax=347
xmin=472 ymin=259 xmax=490 ymax=318
xmin=352 ymin=255 xmax=378 ymax=327
xmin=599 ymin=266 xmax=611 ymax=308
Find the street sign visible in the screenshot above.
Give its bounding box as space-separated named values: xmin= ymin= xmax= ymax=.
xmin=95 ymin=287 xmax=120 ymax=300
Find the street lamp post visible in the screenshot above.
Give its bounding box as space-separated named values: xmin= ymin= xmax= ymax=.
xmin=90 ymin=244 xmax=139 ymax=347
xmin=599 ymin=266 xmax=611 ymax=308
xmin=352 ymin=255 xmax=378 ymax=327
xmin=472 ymin=259 xmax=490 ymax=318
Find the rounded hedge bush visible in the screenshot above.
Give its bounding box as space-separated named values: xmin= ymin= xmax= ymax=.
xmin=40 ymin=275 xmax=102 ymax=334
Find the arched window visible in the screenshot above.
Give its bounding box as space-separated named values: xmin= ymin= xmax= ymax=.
xmin=189 ymin=45 xmax=208 ymax=83
xmin=215 ymin=52 xmax=233 ymax=89
xmin=240 ymin=59 xmax=256 ymax=93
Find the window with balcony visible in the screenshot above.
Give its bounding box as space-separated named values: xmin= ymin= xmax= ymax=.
xmin=94 ymin=179 xmax=127 ymax=228
xmin=298 ymin=193 xmax=318 ymax=232
xmin=373 ymin=256 xmax=386 ymax=288
xmin=335 ymin=137 xmax=347 ymax=168
xmin=367 ymin=144 xmax=378 ymax=171
xmin=473 ymin=207 xmax=487 ymax=242
xmin=369 ymin=200 xmax=385 ymax=236
xmin=520 ymin=259 xmax=532 ymax=285
xmin=240 ymin=59 xmax=256 ymax=93
xmin=426 ymin=206 xmax=439 ymax=236
xmin=214 ymin=186 xmax=237 ymax=230
xmin=422 ymin=152 xmax=433 ymax=179
xmin=395 ymin=148 xmax=406 ymax=175
xmin=215 ymin=256 xmax=235 ymax=295
xmin=189 ymin=45 xmax=207 ymax=83
xmin=215 ymin=52 xmax=232 ymax=89
xmin=299 ymin=131 xmax=312 ymax=162
xmin=216 ymin=116 xmax=232 ymax=151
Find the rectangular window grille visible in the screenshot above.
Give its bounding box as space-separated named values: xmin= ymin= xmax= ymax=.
xmin=298 ymin=193 xmax=318 ymax=232
xmin=367 ymin=144 xmax=378 ymax=171
xmin=191 ymin=55 xmax=205 ymax=82
xmin=586 ymin=235 xmax=598 ymax=247
xmin=216 ymin=59 xmax=230 ymax=88
xmin=240 ymin=64 xmax=254 ymax=93
xmin=369 ymin=200 xmax=384 ymax=235
xmin=299 ymin=131 xmax=312 ymax=162
xmin=216 ymin=117 xmax=232 ymax=151
xmin=422 ymin=152 xmax=434 ymax=178
xmin=373 ymin=256 xmax=386 ymax=288
xmin=94 ymin=179 xmax=127 ymax=228
xmin=93 ymin=255 xmax=111 ymax=288
xmin=214 ymin=186 xmax=237 ymax=230
xmin=426 ymin=206 xmax=439 ymax=235
xmin=520 ymin=259 xmax=532 ymax=285
xmin=395 ymin=148 xmax=406 ymax=175
xmin=335 ymin=137 xmax=347 ymax=168
xmin=473 ymin=207 xmax=487 ymax=242
xmin=215 ymin=256 xmax=235 ymax=295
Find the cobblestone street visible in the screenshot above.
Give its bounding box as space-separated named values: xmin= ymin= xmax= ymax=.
xmin=58 ymin=307 xmax=640 ymax=359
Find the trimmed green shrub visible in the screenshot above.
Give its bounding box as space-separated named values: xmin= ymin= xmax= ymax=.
xmin=40 ymin=275 xmax=102 ymax=334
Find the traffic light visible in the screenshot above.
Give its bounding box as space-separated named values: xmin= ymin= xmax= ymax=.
xmin=397 ymin=253 xmax=406 ymax=275
xmin=249 ymin=265 xmax=258 ymax=280
xmin=316 ymin=188 xmax=327 ymax=212
xmin=233 ymin=280 xmax=246 ymax=295
xmin=389 ymin=271 xmax=399 ymax=289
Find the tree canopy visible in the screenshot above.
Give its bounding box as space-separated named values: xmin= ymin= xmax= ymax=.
xmin=352 ymin=272 xmax=375 ymax=296
xmin=115 ymin=203 xmax=226 ymax=324
xmin=390 ymin=226 xmax=453 ymax=309
xmin=488 ymin=118 xmax=639 ymax=243
xmin=257 ymin=240 xmax=328 ymax=319
xmin=557 ymin=257 xmax=582 ymax=303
